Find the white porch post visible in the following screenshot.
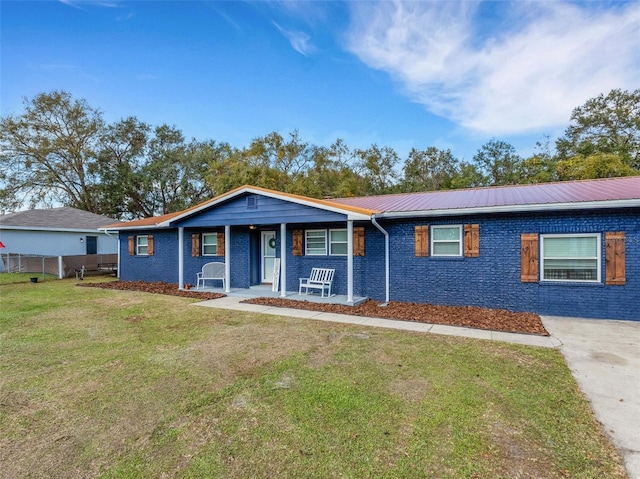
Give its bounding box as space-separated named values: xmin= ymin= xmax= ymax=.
xmin=280 ymin=223 xmax=287 ymax=297
xmin=224 ymin=224 xmax=231 ymax=293
xmin=178 ymin=227 xmax=184 ymax=288
xmin=347 ymin=220 xmax=354 ymax=303
xmin=58 ymin=256 xmax=63 ymax=279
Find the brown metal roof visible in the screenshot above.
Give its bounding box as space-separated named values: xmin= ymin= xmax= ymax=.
xmin=326 ymin=176 xmax=640 ymax=215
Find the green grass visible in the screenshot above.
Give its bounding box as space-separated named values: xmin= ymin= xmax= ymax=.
xmin=0 ymin=271 xmax=58 ymax=284
xmin=0 ymin=279 xmax=627 ymax=478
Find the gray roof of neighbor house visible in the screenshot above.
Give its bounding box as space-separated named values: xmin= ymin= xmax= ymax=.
xmin=0 ymin=207 xmax=116 ymax=231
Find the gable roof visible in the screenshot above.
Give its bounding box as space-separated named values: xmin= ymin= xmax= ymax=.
xmin=102 ymin=176 xmax=640 ymax=231
xmin=327 ymin=176 xmax=640 ymax=218
xmin=102 ymin=185 xmax=376 ymax=231
xmin=0 ymin=207 xmax=117 ymax=231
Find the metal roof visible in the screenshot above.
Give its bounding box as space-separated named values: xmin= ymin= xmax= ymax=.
xmin=0 ymin=207 xmax=116 ymax=230
xmin=327 ymin=176 xmax=640 ymax=217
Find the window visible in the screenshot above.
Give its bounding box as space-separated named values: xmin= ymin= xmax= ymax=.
xmin=431 ymin=225 xmax=462 ymax=256
xmin=305 ymin=230 xmax=327 ymax=255
xmin=541 ymin=234 xmax=600 ymax=282
xmin=136 ymin=235 xmax=149 ymax=255
xmin=330 ymin=229 xmax=348 ymax=255
xmin=202 ymin=233 xmax=218 ymax=255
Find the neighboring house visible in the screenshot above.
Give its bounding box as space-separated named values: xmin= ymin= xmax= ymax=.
xmin=103 ymin=177 xmax=640 ymax=321
xmin=0 ymin=207 xmax=118 ymax=257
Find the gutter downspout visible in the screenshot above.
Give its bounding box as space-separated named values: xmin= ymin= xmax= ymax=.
xmin=371 ymin=216 xmax=389 ymax=305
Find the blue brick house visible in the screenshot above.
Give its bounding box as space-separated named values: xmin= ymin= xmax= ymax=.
xmin=104 ymin=177 xmax=640 ymax=321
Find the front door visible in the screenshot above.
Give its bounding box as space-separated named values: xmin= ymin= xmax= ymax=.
xmin=261 ymin=231 xmax=276 ymax=283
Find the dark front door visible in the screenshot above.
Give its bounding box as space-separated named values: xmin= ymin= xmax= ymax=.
xmin=249 ymin=231 xmax=261 ymax=286
xmin=86 ymin=236 xmax=97 ymax=255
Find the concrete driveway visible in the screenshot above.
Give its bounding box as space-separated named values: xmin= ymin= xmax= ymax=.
xmin=542 ymin=316 xmax=640 ymax=479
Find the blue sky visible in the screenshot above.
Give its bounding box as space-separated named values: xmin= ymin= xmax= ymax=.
xmin=2 ymin=0 xmax=639 ymax=162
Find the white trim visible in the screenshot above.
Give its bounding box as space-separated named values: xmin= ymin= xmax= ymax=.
xmin=540 ymin=233 xmax=601 ymax=283
xmin=347 ymin=220 xmax=353 ymax=303
xmin=178 ymin=227 xmax=184 ymax=289
xmin=224 ymin=225 xmax=231 ymax=293
xmin=305 ymin=229 xmax=327 ymax=256
xmin=201 ymin=232 xmax=218 ymax=256
xmin=261 ymin=231 xmax=277 ymax=283
xmin=136 ymin=235 xmax=149 ymax=256
xmin=329 ymin=228 xmax=348 ymax=256
xmin=280 ymin=223 xmax=287 ymax=298
xmin=431 ymin=225 xmax=462 ymax=257
xmin=3 ymin=225 xmax=114 ymax=233
xmin=375 ymin=199 xmax=640 ymax=219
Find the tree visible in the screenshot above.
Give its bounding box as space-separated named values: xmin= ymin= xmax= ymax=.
xmin=518 ymin=135 xmax=559 ymax=184
xmin=96 ymin=116 xmax=150 ymax=219
xmin=472 ymin=139 xmax=522 ymax=186
xmin=556 ymin=89 xmax=640 ymax=170
xmin=400 ymin=147 xmax=459 ymax=192
xmin=0 ymin=90 xmax=104 ymax=212
xmin=449 ymin=162 xmax=486 ymax=189
xmin=353 ymin=144 xmax=399 ymax=195
xmin=556 ymin=153 xmax=637 ymax=181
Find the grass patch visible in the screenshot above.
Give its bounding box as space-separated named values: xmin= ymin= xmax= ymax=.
xmin=0 ymin=272 xmax=58 ymax=284
xmin=0 ymin=280 xmax=627 ymax=478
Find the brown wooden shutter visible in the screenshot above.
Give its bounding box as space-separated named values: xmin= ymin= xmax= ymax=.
xmin=128 ymin=235 xmax=134 ymax=256
xmin=353 ymin=227 xmax=365 ymax=256
xmin=415 ymin=226 xmax=429 ymax=257
xmin=521 ymin=233 xmax=538 ymax=282
xmin=191 ymin=233 xmax=200 ymax=257
xmin=605 ymin=232 xmax=625 ymax=285
xmin=464 ymin=224 xmax=480 ymax=257
xmin=293 ymin=230 xmax=303 ymax=256
xmin=147 ymin=235 xmax=154 ymax=256
xmin=217 ymin=232 xmax=225 ymax=257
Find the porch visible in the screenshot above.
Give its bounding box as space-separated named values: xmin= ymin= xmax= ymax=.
xmin=184 ymin=284 xmax=368 ymax=306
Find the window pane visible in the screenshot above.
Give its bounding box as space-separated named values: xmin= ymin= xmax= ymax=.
xmin=330 ymin=230 xmax=347 ymax=242
xmin=137 ymin=236 xmax=148 ymax=247
xmin=543 ymin=237 xmax=596 ymax=257
xmin=433 ymin=227 xmax=460 ymax=241
xmin=202 ymin=234 xmax=218 ymax=255
xmin=306 ymin=231 xmax=326 ymax=255
xmin=433 ymin=242 xmax=460 ymax=255
xmin=544 ymin=259 xmax=597 ymax=280
xmin=331 ymin=243 xmax=348 ymax=255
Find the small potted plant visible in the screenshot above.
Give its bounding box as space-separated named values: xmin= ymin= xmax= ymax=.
xmin=184 ymin=283 xmax=192 ymax=290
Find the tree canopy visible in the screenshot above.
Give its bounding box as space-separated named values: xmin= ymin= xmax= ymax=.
xmin=1 ymin=88 xmax=638 ymax=219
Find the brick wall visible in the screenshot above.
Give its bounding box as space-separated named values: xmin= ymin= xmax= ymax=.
xmin=380 ymin=208 xmax=639 ymax=321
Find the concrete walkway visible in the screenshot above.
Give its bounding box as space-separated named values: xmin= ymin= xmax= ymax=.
xmin=194 ymin=296 xmax=561 ymax=346
xmin=193 ymin=297 xmax=639 ymax=479
xmin=542 ymin=316 xmax=640 ymax=479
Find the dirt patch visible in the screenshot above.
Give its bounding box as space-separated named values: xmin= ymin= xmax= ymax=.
xmin=78 ymin=280 xmax=225 ymax=300
xmin=243 ymin=298 xmax=549 ymax=336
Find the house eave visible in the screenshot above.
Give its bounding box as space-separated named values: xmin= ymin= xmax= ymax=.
xmin=159 ymin=186 xmax=373 ymax=227
xmin=1 ymin=225 xmax=116 ymax=233
xmin=374 ymin=199 xmax=640 ymax=219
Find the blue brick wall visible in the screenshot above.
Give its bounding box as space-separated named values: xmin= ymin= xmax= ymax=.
xmin=119 ymin=229 xmax=179 ymax=283
xmin=379 ymin=208 xmax=640 ymax=321
xmin=119 ymin=208 xmax=639 ymax=321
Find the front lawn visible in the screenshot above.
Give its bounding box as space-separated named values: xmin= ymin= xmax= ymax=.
xmin=0 ymin=280 xmax=627 ymax=478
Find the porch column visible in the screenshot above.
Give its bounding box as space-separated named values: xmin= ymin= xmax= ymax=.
xmin=178 ymin=227 xmax=184 ymax=289
xmin=347 ymin=220 xmax=354 ymax=303
xmin=224 ymin=224 xmax=231 ymax=293
xmin=280 ymin=223 xmax=287 ymax=297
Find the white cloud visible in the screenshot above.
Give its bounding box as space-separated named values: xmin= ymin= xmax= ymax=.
xmin=346 ymin=1 xmax=640 ymax=135
xmin=274 ymin=22 xmax=317 ymax=56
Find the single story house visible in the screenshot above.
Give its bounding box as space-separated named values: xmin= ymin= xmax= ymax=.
xmin=0 ymin=207 xmax=118 ymax=274
xmin=103 ymin=176 xmax=640 ymax=321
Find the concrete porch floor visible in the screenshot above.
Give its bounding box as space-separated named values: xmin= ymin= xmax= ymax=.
xmin=187 ymin=284 xmax=368 ymax=306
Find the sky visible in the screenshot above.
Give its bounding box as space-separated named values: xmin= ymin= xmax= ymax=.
xmin=2 ymin=0 xmax=639 ymax=162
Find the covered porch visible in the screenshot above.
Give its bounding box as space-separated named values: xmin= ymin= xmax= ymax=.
xmin=184 ymin=284 xmax=368 ymax=306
